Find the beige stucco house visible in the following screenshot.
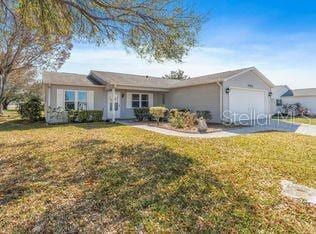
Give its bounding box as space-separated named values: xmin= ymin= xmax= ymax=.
xmin=43 ymin=67 xmax=275 ymax=123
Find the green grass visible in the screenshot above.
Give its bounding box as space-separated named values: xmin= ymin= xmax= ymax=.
xmin=273 ymin=116 xmax=316 ymax=125
xmin=0 ymin=113 xmax=315 ymax=232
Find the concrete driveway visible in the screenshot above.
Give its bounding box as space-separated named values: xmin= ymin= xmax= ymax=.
xmin=119 ymin=119 xmax=316 ymax=138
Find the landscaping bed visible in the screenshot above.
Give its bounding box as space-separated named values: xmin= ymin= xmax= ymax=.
xmin=145 ymin=121 xmax=246 ymax=133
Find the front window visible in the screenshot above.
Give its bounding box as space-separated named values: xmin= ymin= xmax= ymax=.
xmin=141 ymin=94 xmax=149 ymax=107
xmin=131 ymin=94 xmax=149 ymax=108
xmin=65 ymin=91 xmax=75 ymax=110
xmin=78 ymin=91 xmax=87 ymax=110
xmin=132 ymin=94 xmax=140 ymax=108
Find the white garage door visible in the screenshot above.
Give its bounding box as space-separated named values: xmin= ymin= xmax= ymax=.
xmin=229 ymin=88 xmax=267 ymax=122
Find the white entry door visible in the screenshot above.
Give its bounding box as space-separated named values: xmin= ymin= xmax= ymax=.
xmin=229 ymin=87 xmax=267 ymax=122
xmin=107 ymin=91 xmax=121 ymax=119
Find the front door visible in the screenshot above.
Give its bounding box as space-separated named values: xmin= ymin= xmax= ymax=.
xmin=107 ymin=91 xmax=121 ymax=119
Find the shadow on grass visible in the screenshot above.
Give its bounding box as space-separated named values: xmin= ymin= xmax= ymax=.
xmin=8 ymin=141 xmax=260 ymax=232
xmin=0 ymin=119 xmax=121 ymax=132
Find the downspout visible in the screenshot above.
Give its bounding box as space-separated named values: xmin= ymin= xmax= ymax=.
xmin=217 ymin=82 xmax=223 ymax=121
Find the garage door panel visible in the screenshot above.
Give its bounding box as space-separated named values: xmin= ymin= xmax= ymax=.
xmin=229 ymin=88 xmax=267 ymax=121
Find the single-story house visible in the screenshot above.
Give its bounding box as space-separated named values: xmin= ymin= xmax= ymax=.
xmin=42 ymin=67 xmax=275 ymax=123
xmin=272 ymin=85 xmax=316 ymax=115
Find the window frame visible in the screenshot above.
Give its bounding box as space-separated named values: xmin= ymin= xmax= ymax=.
xmin=64 ymin=90 xmax=76 ymax=110
xmin=64 ymin=90 xmax=88 ymax=110
xmin=131 ymin=93 xmax=149 ymax=108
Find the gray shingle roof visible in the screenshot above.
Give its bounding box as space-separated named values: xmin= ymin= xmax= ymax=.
xmin=43 ymin=67 xmax=262 ymax=89
xmin=282 ymin=88 xmax=316 ymax=97
xmin=43 ymin=71 xmax=103 ymax=86
xmin=169 ymin=67 xmax=254 ymax=88
xmin=90 ymin=70 xmax=179 ymax=89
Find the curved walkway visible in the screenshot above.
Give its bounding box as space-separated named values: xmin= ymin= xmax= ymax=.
xmin=119 ymin=120 xmax=316 ymax=138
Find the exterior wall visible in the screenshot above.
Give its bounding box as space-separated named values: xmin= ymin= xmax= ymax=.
xmin=222 ymin=70 xmax=273 ymax=117
xmin=116 ymin=90 xmax=164 ymax=119
xmin=44 ymin=84 xmax=106 ymax=111
xmin=165 ymin=84 xmax=221 ymax=123
xmin=271 ymin=86 xmax=290 ymax=113
xmin=282 ymin=96 xmax=316 ymax=115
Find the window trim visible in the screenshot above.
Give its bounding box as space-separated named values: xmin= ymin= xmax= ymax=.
xmin=131 ymin=93 xmax=149 ymax=108
xmin=64 ymin=90 xmax=88 ymax=110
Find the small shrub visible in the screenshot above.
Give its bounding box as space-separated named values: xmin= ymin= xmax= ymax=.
xmin=169 ymin=109 xmax=179 ymax=118
xmin=179 ymin=108 xmax=190 ymax=113
xmin=196 ymin=110 xmax=212 ymax=121
xmin=169 ymin=111 xmax=184 ymax=128
xmin=149 ymin=106 xmax=168 ymax=125
xmin=183 ymin=112 xmax=197 ymax=128
xmin=169 ymin=111 xmax=197 ymax=129
xmin=133 ymin=108 xmax=149 ymax=121
xmin=68 ymin=110 xmax=103 ymax=123
xmin=18 ymin=95 xmax=43 ymax=121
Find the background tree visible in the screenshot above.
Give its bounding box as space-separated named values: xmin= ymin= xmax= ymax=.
xmin=0 ymin=4 xmax=72 ymax=114
xmin=13 ymin=0 xmax=202 ymax=62
xmin=162 ymin=69 xmax=190 ymax=80
xmin=1 ymin=69 xmax=42 ymax=109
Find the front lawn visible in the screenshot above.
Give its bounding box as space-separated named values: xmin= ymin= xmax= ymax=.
xmin=286 ymin=117 xmax=316 ymax=125
xmin=0 ymin=117 xmax=315 ymax=232
xmin=273 ymin=115 xmax=316 ymax=125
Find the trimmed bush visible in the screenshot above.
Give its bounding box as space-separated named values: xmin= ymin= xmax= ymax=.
xmin=183 ymin=111 xmax=197 ymax=128
xmin=149 ymin=106 xmax=168 ymax=125
xmin=133 ymin=107 xmax=149 ymax=121
xmin=18 ymin=95 xmax=43 ymax=122
xmin=196 ymin=110 xmax=212 ymax=121
xmin=169 ymin=110 xmax=184 ymax=128
xmin=169 ymin=111 xmax=197 ymax=129
xmin=68 ymin=110 xmax=103 ymax=123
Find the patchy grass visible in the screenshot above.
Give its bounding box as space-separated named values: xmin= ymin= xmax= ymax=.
xmin=274 ymin=116 xmax=316 ymax=125
xmin=0 ymin=110 xmax=20 ymax=123
xmin=0 ymin=116 xmax=315 ymax=232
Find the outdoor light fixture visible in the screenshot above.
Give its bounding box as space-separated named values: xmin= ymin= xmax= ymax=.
xmin=225 ymin=88 xmax=230 ymax=94
xmin=268 ymin=91 xmax=272 ymax=97
xmin=121 ymin=93 xmax=125 ymax=98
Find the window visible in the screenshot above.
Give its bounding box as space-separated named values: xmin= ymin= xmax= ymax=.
xmin=65 ymin=91 xmax=75 ymax=110
xmin=276 ymin=99 xmax=282 ymax=106
xmin=131 ymin=93 xmax=149 ymax=108
xmin=78 ymin=91 xmax=87 ymax=110
xmin=132 ymin=94 xmax=140 ymax=108
xmin=65 ymin=90 xmax=89 ymax=110
xmin=141 ymin=94 xmax=149 ymax=107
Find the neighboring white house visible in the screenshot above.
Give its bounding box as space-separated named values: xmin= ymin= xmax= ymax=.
xmin=272 ymin=86 xmax=316 ymax=115
xmin=42 ymin=67 xmax=275 ymax=123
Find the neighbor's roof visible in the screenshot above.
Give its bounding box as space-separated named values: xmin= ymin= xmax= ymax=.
xmin=43 ymin=71 xmax=103 ymax=87
xmin=90 ymin=70 xmax=179 ymax=89
xmin=282 ymin=88 xmax=316 ymax=97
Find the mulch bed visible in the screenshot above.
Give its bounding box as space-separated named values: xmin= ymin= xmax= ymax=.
xmin=145 ymin=121 xmax=246 ymax=133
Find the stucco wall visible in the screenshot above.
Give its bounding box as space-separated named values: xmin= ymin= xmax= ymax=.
xmin=165 ymin=84 xmax=221 ymax=123
xmin=222 ymin=70 xmax=272 ymax=115
xmin=282 ymin=96 xmax=316 ymax=115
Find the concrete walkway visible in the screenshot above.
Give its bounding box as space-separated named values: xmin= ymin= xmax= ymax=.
xmin=119 ymin=120 xmax=316 ymax=138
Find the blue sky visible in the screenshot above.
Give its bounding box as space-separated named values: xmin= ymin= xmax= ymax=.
xmin=60 ymin=0 xmax=316 ymax=88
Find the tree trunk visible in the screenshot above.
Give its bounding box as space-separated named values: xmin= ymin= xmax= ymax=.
xmin=0 ymin=103 xmax=3 ymax=115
